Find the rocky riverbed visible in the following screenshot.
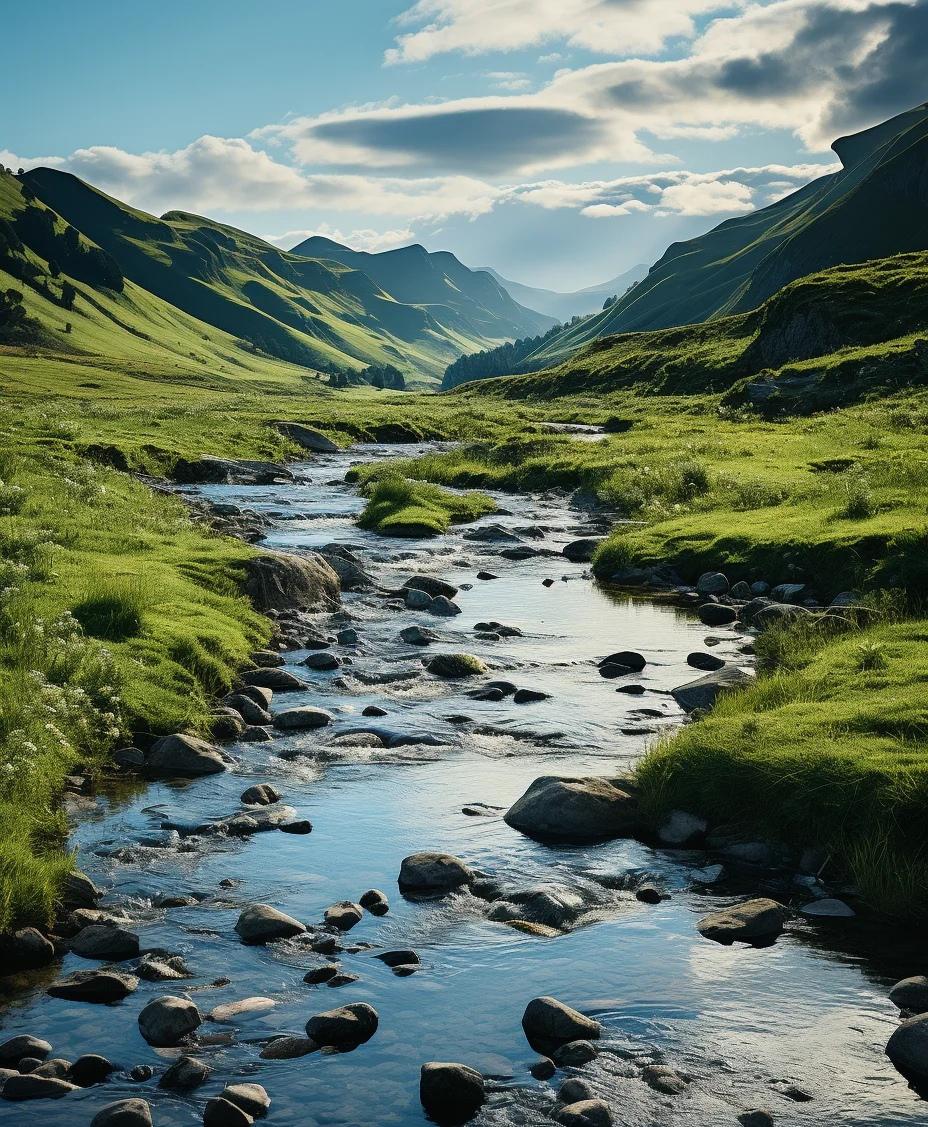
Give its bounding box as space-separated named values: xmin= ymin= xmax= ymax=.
xmin=0 ymin=441 xmax=925 ymax=1126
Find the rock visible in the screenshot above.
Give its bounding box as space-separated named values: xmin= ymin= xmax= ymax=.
xmin=686 ymin=651 xmax=725 ymax=671
xmin=249 ymin=650 xmax=284 ymax=667
xmin=222 ymin=1082 xmax=271 ymax=1118
xmin=504 ymin=776 xmax=641 ymax=843
xmin=401 ymin=626 xmax=440 ymax=645
xmin=241 ymin=783 xmax=280 ymax=806
xmin=376 ymin=950 xmax=420 ymax=967
xmin=658 ymin=809 xmax=708 ymax=846
xmin=887 ymin=1013 xmax=928 ymax=1083
xmin=275 ymin=421 xmax=339 ymax=452
xmin=671 ymin=667 xmax=754 ymax=712
xmin=324 ymin=901 xmax=363 ymax=930
xmin=203 ymin=1096 xmax=253 ymax=1127
xmin=403 ymin=575 xmax=459 ymax=599
xmin=91 ymin=1099 xmax=153 ymax=1127
xmin=305 ymin=1002 xmax=378 ymax=1047
xmin=420 ymin=1062 xmax=485 ymax=1125
xmin=770 ymin=582 xmax=806 ymax=603
xmin=635 ymin=885 xmax=663 ymax=905
xmin=698 ymin=898 xmax=789 ymax=945
xmin=225 ymin=694 xmax=272 ymax=726
xmin=274 ymin=706 xmax=333 ymax=730
xmin=302 ymin=651 xmax=341 ymax=671
xmin=174 ymin=455 xmax=291 ymax=485
xmin=531 ymin=1057 xmax=556 ymax=1079
xmin=280 ymin=819 xmax=313 ymax=834
xmin=1 ymin=1074 xmax=78 ymax=1099
xmin=362 ymin=704 xmax=389 ymax=717
xmin=522 ymin=996 xmax=601 ymax=1053
xmin=0 ymin=1036 xmax=51 ymax=1065
xmin=337 ymin=627 xmax=359 ymax=646
xmin=890 ymin=976 xmax=928 ymax=1013
xmin=240 ymin=723 xmax=274 ymax=743
xmin=138 ymin=995 xmax=202 ymax=1046
xmin=463 ymin=524 xmax=521 ymax=543
xmin=135 ymin=955 xmax=192 ymax=982
xmin=146 ymin=734 xmax=227 ymax=777
xmin=696 ymin=572 xmax=729 ymax=595
xmin=563 ymin=539 xmax=603 ymax=563
xmin=512 ymin=688 xmax=550 ymax=704
xmin=399 ymin=852 xmax=474 ymax=897
xmin=31 ymin=1058 xmax=71 ymax=1079
xmin=235 ymin=904 xmax=306 ymax=944
xmin=128 ymin=1066 xmax=155 ymax=1082
xmin=697 ymin=603 xmax=738 ymax=626
xmin=476 ymin=571 xmax=498 ymax=581
xmin=555 ymin=1099 xmax=613 ymax=1126
xmin=486 ymin=680 xmax=517 ymax=695
xmin=113 ymin=747 xmax=146 ymax=769
xmin=209 ymin=997 xmax=276 ymax=1023
xmin=304 ymin=965 xmax=339 ymax=985
xmin=405 ymin=587 xmax=435 ymax=610
xmin=493 ymin=886 xmax=585 ymax=929
xmin=429 ymin=596 xmax=462 ymax=617
xmin=598 ymin=650 xmax=646 ymax=672
xmin=211 ymin=708 xmax=245 ymax=740
xmin=730 ymin=580 xmax=752 ymax=600
xmin=641 ymin=1063 xmax=688 ymax=1093
xmin=690 ymin=864 xmax=725 ymax=885
xmin=614 ymin=684 xmax=645 ymax=695
xmin=0 ymin=927 xmax=56 ymax=971
xmin=68 ymin=1054 xmax=116 ymax=1087
xmin=800 ymin=898 xmax=855 ymax=918
xmin=558 ymin=1079 xmax=594 ymax=1103
xmin=425 ymin=653 xmax=487 ymax=679
xmin=71 ymin=923 xmax=140 ymax=961
xmin=553 ymin=1040 xmax=598 ymax=1066
xmin=239 ymin=667 xmax=308 ymax=692
xmin=243 ymin=550 xmax=339 ymax=612
xmin=753 ymin=603 xmax=812 ymax=630
xmin=738 ymin=1113 xmax=775 ymax=1127
xmin=47 ymin=969 xmax=138 ymax=1002
xmin=359 ymin=889 xmax=389 ymax=914
xmin=159 ymin=1055 xmax=210 ymax=1091
xmin=317 ymin=548 xmax=375 ymax=591
xmin=259 ymin=1036 xmax=316 ymax=1059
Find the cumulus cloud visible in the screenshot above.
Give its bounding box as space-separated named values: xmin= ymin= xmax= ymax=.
xmin=251 ymin=0 xmax=926 ymax=177
xmin=263 ymin=224 xmax=417 ymax=254
xmin=386 ymin=0 xmax=739 ymax=63
xmin=7 ymin=136 xmax=502 ymax=221
xmin=484 ymin=71 xmax=533 ymax=91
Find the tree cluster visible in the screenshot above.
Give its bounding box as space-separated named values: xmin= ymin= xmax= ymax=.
xmin=441 ymin=316 xmax=584 ymax=390
xmin=360 ymin=362 xmax=406 ymax=390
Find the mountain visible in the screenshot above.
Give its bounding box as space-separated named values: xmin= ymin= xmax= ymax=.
xmin=456 ymin=102 xmax=928 ymax=379
xmin=3 ymin=168 xmax=552 ymax=385
xmin=290 ymin=235 xmax=555 ymax=341
xmin=477 ymin=264 xmax=648 ymax=322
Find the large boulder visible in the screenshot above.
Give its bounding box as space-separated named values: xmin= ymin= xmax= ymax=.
xmin=504 ymin=776 xmax=642 ymax=843
xmin=887 ymin=1013 xmax=928 ymax=1083
xmin=306 ymin=1002 xmax=379 ymax=1048
xmin=1 ymin=1074 xmax=78 ymax=1099
xmin=238 ymin=667 xmax=308 ymax=692
xmin=671 ymin=667 xmax=754 ymax=713
xmin=275 ymin=422 xmax=339 ymax=453
xmin=146 ymin=734 xmax=227 ymax=777
xmin=420 ymin=1062 xmax=486 ymax=1125
xmin=399 ymin=852 xmax=474 ymax=897
xmin=0 ymin=1035 xmax=51 ymax=1065
xmin=70 ymin=923 xmax=139 ymax=961
xmin=0 ymin=927 xmax=56 ymax=972
xmin=522 ymin=996 xmax=601 ymax=1053
xmin=91 ymin=1100 xmax=153 ymax=1127
xmin=235 ymin=904 xmax=306 ymax=944
xmin=47 ymin=969 xmax=138 ymax=1003
xmin=242 ymin=550 xmax=339 ymax=611
xmin=137 ymin=996 xmax=202 ymax=1047
xmin=697 ymin=898 xmax=789 ymax=945
xmin=317 ymin=544 xmax=375 ymax=591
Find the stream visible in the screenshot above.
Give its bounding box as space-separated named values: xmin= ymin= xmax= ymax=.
xmin=0 ymin=442 xmax=923 ymax=1126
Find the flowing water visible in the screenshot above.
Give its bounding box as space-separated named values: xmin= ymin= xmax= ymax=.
xmin=0 ymin=443 xmax=924 ymax=1126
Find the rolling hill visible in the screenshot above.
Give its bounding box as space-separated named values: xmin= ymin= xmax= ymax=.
xmin=1 ymin=168 xmax=551 ymax=385
xmin=447 ymin=102 xmax=928 ymax=382
xmin=476 ymin=263 xmax=648 ymax=322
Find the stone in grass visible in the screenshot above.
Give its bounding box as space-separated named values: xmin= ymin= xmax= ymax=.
xmin=235 ymin=904 xmax=306 ymax=944
xmin=420 ymin=1062 xmax=485 ymax=1124
xmin=91 ymin=1100 xmax=153 ymax=1127
xmin=697 ymin=899 xmax=789 ymax=946
xmin=424 ymin=653 xmax=487 ymax=679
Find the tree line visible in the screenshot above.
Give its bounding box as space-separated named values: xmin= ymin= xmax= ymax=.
xmin=441 ymin=316 xmax=585 ymax=390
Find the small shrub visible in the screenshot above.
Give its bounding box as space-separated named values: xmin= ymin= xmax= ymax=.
xmin=834 ymin=478 xmax=876 ymax=520
xmin=855 ymin=641 xmax=888 ymax=671
xmin=72 ymin=576 xmax=150 ymax=641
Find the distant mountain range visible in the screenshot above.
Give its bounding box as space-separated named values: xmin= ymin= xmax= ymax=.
xmin=475 ymin=264 xmax=649 ymax=323
xmin=0 ymin=170 xmax=554 ymax=384
xmin=448 ymin=102 xmax=928 ymax=382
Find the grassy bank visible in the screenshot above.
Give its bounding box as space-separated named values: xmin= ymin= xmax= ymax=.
xmin=357 ymin=472 xmax=496 ymax=537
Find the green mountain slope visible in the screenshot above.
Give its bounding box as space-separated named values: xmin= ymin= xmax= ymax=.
xmin=478 ymin=263 xmax=648 ymax=322
xmin=291 ymin=235 xmax=555 ymax=340
xmin=10 ymin=168 xmax=543 ymax=383
xmin=453 ymin=252 xmax=928 ymax=413
xmin=471 ymin=102 xmax=928 ymax=376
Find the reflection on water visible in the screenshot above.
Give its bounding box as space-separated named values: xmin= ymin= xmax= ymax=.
xmin=0 ymin=444 xmax=923 ymax=1125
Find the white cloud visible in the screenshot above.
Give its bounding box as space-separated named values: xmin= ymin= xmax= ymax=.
xmin=264 ymin=224 xmax=416 ymax=253
xmin=386 ymin=0 xmax=740 ymax=63
xmin=484 ymin=71 xmax=532 ymax=91
xmin=658 ymin=179 xmax=755 ymax=214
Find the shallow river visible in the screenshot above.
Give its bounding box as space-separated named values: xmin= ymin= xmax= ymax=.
xmin=0 ymin=443 xmax=923 ymax=1126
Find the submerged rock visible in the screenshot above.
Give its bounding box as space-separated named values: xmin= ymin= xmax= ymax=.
xmin=504 ymin=776 xmax=641 ymax=842
xmin=420 ymin=1061 xmax=485 ymax=1125
xmin=2 ymin=1074 xmax=78 ymax=1100
xmin=159 ymin=1055 xmax=210 ymax=1091
xmin=424 ymin=653 xmax=487 ymax=679
xmin=400 ymin=625 xmax=439 ymax=646
xmin=403 ymin=575 xmax=459 ymax=599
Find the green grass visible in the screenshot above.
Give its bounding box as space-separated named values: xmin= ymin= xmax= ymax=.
xmin=357 ymin=471 xmax=496 ymax=537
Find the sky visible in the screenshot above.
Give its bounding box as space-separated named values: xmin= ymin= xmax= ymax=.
xmin=2 ymin=0 xmax=926 ymax=291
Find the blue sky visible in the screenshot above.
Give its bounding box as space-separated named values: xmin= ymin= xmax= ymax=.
xmin=4 ymin=1 xmax=926 ymax=289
